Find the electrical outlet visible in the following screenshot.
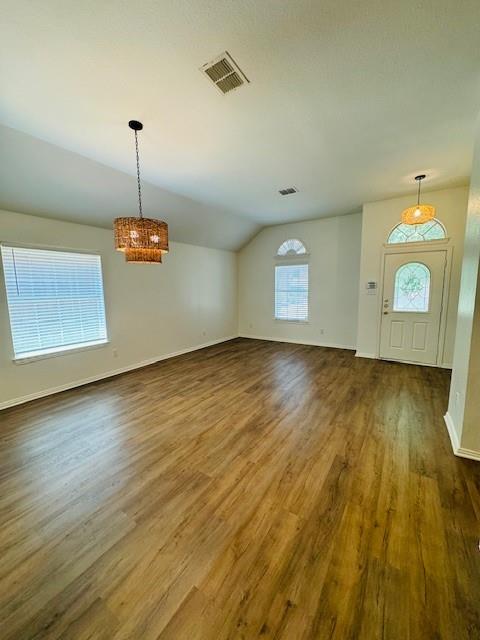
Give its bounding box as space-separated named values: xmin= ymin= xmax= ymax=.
xmin=112 ymin=348 xmax=118 ymax=358
xmin=319 ymin=329 xmax=324 ymax=335
xmin=202 ymin=330 xmax=207 ymax=337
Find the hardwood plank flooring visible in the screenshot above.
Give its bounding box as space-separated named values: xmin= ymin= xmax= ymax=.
xmin=1 ymin=338 xmax=479 ymax=639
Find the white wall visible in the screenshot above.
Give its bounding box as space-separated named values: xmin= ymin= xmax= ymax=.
xmin=238 ymin=213 xmax=362 ymax=349
xmin=446 ymin=119 xmax=480 ymax=456
xmin=356 ymin=186 xmax=469 ymax=365
xmin=0 ymin=210 xmax=237 ymax=408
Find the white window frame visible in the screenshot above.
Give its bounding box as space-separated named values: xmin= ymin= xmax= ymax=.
xmin=274 ymin=239 xmax=310 ymax=323
xmin=1 ymin=243 xmax=109 ymax=363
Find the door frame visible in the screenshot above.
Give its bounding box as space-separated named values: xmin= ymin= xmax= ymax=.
xmin=376 ymin=239 xmax=453 ymax=367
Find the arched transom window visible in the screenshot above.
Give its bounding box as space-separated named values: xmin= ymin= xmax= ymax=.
xmin=387 ymin=219 xmax=446 ymax=244
xmin=393 ymin=262 xmax=431 ymax=312
xmin=276 ymin=238 xmax=307 ymax=256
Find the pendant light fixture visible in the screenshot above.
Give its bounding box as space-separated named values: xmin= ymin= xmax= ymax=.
xmin=114 ymin=120 xmax=168 ymax=263
xmin=401 ymin=174 xmax=435 ymax=225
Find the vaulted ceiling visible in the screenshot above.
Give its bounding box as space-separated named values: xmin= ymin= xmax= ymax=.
xmin=1 ymin=0 xmax=479 ymax=249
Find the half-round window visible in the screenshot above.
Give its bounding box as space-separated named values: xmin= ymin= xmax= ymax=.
xmin=387 ymin=219 xmax=446 ymax=244
xmin=277 ymin=239 xmax=307 ymax=256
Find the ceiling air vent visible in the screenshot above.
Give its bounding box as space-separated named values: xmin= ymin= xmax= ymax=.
xmin=201 ymin=52 xmax=249 ymax=95
xmin=279 ymin=187 xmax=298 ymax=196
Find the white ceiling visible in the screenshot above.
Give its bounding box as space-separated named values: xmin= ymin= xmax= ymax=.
xmin=1 ymin=0 xmax=479 ymax=249
xmin=0 ymin=126 xmax=259 ymax=251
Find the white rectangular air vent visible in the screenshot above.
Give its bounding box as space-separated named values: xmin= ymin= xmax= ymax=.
xmin=279 ymin=187 xmax=298 ymax=196
xmin=201 ymin=52 xmax=249 ymax=95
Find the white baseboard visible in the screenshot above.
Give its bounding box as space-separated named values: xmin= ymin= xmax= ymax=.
xmin=239 ymin=334 xmax=355 ymax=350
xmin=444 ymin=411 xmax=460 ymax=451
xmin=444 ymin=412 xmax=480 ymax=462
xmin=354 ymin=351 xmax=452 ymax=369
xmin=0 ymin=335 xmax=238 ymax=411
xmin=456 ymin=447 xmax=480 ymax=462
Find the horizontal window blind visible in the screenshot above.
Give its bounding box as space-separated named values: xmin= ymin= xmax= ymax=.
xmin=275 ymin=264 xmax=308 ymax=321
xmin=1 ymin=246 xmax=107 ymax=359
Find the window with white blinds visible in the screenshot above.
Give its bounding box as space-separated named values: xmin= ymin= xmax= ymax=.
xmin=1 ymin=246 xmax=108 ymax=359
xmin=274 ymin=264 xmax=308 ymax=321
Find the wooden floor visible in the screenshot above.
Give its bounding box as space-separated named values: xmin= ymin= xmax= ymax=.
xmin=1 ymin=338 xmax=480 ymax=639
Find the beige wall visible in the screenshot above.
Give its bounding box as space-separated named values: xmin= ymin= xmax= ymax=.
xmin=447 ymin=120 xmax=480 ymax=454
xmin=238 ymin=213 xmax=362 ymax=349
xmin=0 ymin=210 xmax=237 ymax=408
xmin=356 ymin=186 xmax=469 ymax=365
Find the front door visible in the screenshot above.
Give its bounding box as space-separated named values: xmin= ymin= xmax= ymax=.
xmin=380 ymin=250 xmax=446 ymax=365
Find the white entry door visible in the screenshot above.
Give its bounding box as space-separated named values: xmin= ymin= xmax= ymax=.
xmin=380 ymin=250 xmax=447 ymax=365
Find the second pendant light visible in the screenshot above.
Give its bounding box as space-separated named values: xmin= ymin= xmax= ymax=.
xmin=401 ymin=174 xmax=435 ymax=225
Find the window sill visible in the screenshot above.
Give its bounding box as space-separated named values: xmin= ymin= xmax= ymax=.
xmin=13 ymin=339 xmax=109 ymax=364
xmin=274 ymin=318 xmax=309 ymax=324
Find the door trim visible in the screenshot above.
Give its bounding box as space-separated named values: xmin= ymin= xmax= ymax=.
xmin=376 ymin=242 xmax=453 ymax=366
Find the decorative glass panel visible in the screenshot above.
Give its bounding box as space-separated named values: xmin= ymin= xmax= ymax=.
xmin=387 ymin=219 xmax=446 ymax=244
xmin=277 ymin=238 xmax=307 ymax=256
xmin=393 ymin=262 xmax=430 ymax=312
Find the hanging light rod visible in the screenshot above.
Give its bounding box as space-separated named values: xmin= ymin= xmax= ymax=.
xmin=401 ymin=174 xmax=435 ymax=225
xmin=113 ymin=120 xmax=169 ymax=263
